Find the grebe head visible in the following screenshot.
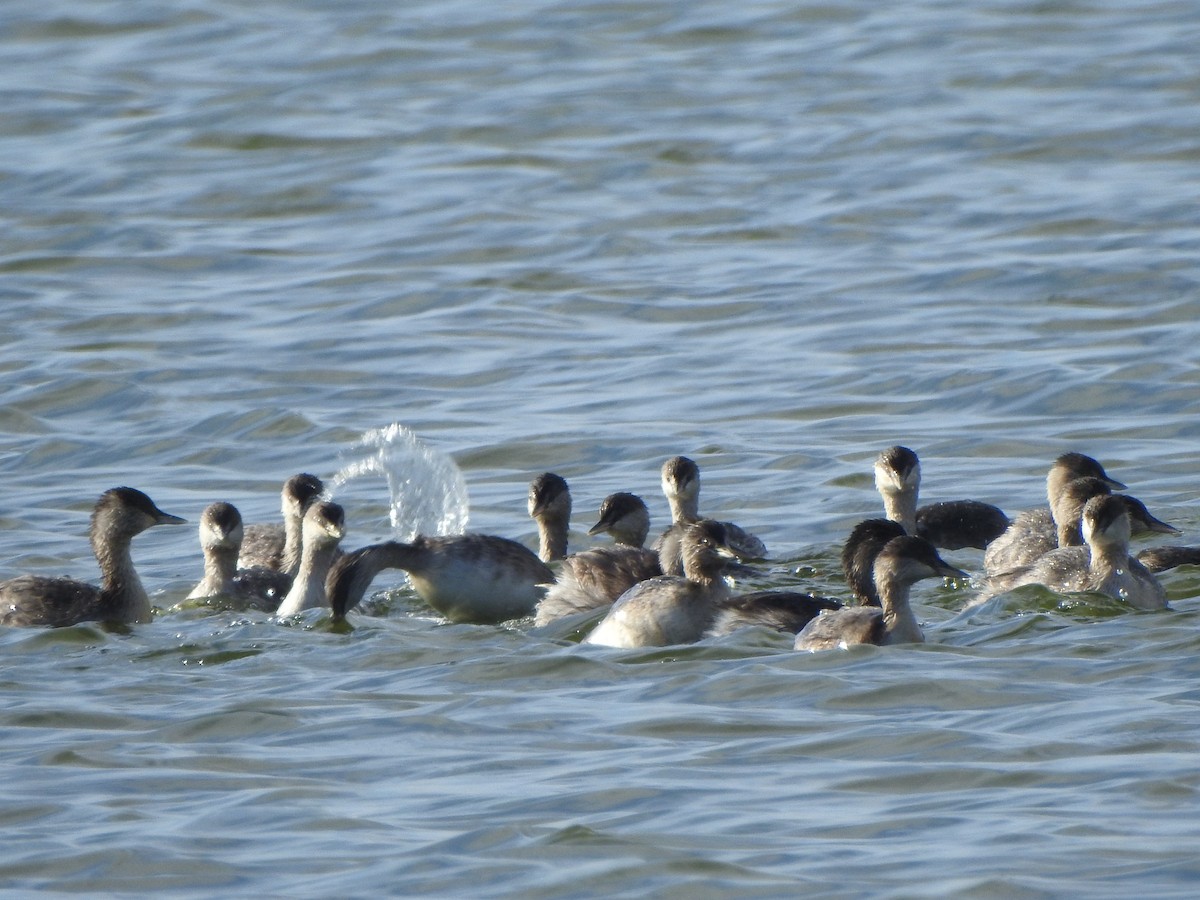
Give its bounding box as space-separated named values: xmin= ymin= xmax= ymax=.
xmin=873 ymin=534 xmax=967 ymax=590
xmin=1115 ymin=495 xmax=1179 ymax=536
xmin=91 ymin=486 xmax=186 ymax=550
xmin=282 ymin=473 xmax=325 ymax=519
xmin=679 ymin=519 xmax=739 ymax=581
xmin=1047 ymin=453 xmax=1125 ymax=505
xmin=303 ymin=500 xmax=346 ymax=548
xmin=588 ymin=492 xmax=652 ymax=547
xmin=1081 ymin=494 xmax=1131 ymax=554
xmin=661 ymin=456 xmax=700 ymax=506
xmin=198 ymin=501 xmax=243 ymax=553
xmin=873 ymin=446 xmax=921 ymax=500
xmin=527 ymin=472 xmax=571 ymax=522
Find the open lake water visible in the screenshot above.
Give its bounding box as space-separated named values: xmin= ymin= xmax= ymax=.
xmin=2 ymin=0 xmax=1200 ymax=896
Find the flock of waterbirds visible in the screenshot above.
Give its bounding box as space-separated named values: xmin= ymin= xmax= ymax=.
xmin=1 ymin=448 xmax=1195 ymax=651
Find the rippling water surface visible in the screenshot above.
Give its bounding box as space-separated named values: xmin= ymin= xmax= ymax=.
xmin=3 ymin=0 xmax=1200 ymax=895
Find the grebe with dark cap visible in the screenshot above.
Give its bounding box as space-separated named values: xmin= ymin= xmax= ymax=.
xmin=795 ymin=535 xmax=966 ymax=651
xmin=0 ymin=487 xmax=185 ymax=628
xmin=275 ymin=501 xmax=347 ymax=616
xmin=585 ymin=519 xmax=740 ymax=648
xmin=984 ymin=494 xmax=1167 ymax=609
xmin=527 ymin=472 xmax=571 ymax=563
xmin=654 ymin=456 xmax=766 ymax=576
xmin=984 ymin=453 xmax=1126 ymax=574
xmin=238 ymin=473 xmax=325 ymax=576
xmin=186 ymin=502 xmax=292 ymax=609
xmin=533 ymin=491 xmax=662 ymax=626
xmin=872 ymin=446 xmax=1010 ymax=551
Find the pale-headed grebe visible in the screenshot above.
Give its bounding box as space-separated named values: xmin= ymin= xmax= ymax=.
xmin=275 ymin=501 xmax=347 ymax=616
xmin=841 ymin=518 xmax=907 ymax=607
xmin=186 ymin=502 xmax=292 ymax=609
xmin=794 ymin=535 xmax=966 ymax=651
xmin=653 ymin=456 xmax=766 ymax=575
xmin=533 ymin=491 xmax=662 ymax=626
xmin=237 ymin=473 xmax=325 ymax=576
xmin=584 ymin=519 xmax=739 ymax=648
xmin=873 ymin=446 xmax=1010 ymax=550
xmin=0 ymin=487 xmax=185 ymax=628
xmin=984 ymin=494 xmax=1167 ymax=610
xmin=527 ymin=472 xmax=571 ymax=563
xmin=983 ymin=453 xmax=1126 ymax=574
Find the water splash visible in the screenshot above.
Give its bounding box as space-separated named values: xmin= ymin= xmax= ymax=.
xmin=332 ymin=423 xmax=469 ymax=539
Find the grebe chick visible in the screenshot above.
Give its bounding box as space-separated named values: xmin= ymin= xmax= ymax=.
xmin=841 ymin=518 xmax=907 ymax=607
xmin=873 ymin=446 xmax=1010 ymax=550
xmin=186 ymin=502 xmax=291 ymax=609
xmin=985 ymin=495 xmax=1167 ymax=610
xmin=795 ymin=535 xmax=966 ymax=652
xmin=528 ymin=472 xmax=571 ymax=563
xmin=705 ymin=591 xmax=842 ymax=639
xmin=984 ymin=453 xmax=1125 ymax=574
xmin=654 ymin=456 xmax=766 ymax=575
xmin=1137 ymin=545 xmax=1200 ymax=573
xmin=275 ymin=501 xmax=346 ymax=616
xmin=0 ymin=487 xmax=185 ymax=628
xmin=584 ymin=519 xmax=738 ymax=648
xmin=327 ymin=532 xmax=553 ymax=624
xmin=238 ymin=473 xmax=324 ymax=576
xmin=533 ymin=492 xmax=661 ymax=627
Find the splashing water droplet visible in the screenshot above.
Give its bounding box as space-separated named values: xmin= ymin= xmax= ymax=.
xmin=331 ymin=423 xmax=469 ymax=539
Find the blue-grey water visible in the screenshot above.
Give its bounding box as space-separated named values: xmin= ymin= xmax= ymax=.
xmin=3 ymin=0 xmax=1200 ymax=895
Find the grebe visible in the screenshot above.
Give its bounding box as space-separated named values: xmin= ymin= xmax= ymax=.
xmin=983 ymin=453 xmax=1125 ymax=574
xmin=841 ymin=518 xmax=907 ymax=607
xmin=328 ymin=530 xmax=553 ymax=625
xmin=238 ymin=473 xmax=324 ymax=576
xmin=584 ymin=519 xmax=738 ymax=648
xmin=985 ymin=479 xmax=1175 ymax=576
xmin=1137 ymin=545 xmax=1200 ymax=573
xmin=705 ymin=590 xmax=842 ymax=638
xmin=186 ymin=502 xmax=292 ymax=609
xmin=653 ymin=456 xmax=766 ymax=575
xmin=275 ymin=501 xmax=347 ymax=616
xmin=984 ymin=494 xmax=1167 ymax=610
xmin=527 ymin=472 xmax=571 ymax=563
xmin=533 ymin=492 xmax=661 ymax=626
xmin=0 ymin=487 xmax=185 ymax=628
xmin=794 ymin=535 xmax=966 ymax=651
xmin=872 ymin=446 xmax=1010 ymax=550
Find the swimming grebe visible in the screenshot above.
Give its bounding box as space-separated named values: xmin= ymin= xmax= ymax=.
xmin=794 ymin=535 xmax=966 ymax=651
xmin=1137 ymin=545 xmax=1200 ymax=573
xmin=984 ymin=478 xmax=1176 ymax=576
xmin=584 ymin=519 xmax=739 ymax=648
xmin=984 ymin=494 xmax=1167 ymax=609
xmin=705 ymin=590 xmax=842 ymax=638
xmin=275 ymin=501 xmax=347 ymax=616
xmin=653 ymin=456 xmax=766 ymax=575
xmin=527 ymin=472 xmax=571 ymax=563
xmin=983 ymin=453 xmax=1125 ymax=574
xmin=533 ymin=492 xmax=662 ymax=626
xmin=0 ymin=487 xmax=185 ymax=628
xmin=327 ymin=529 xmax=554 ymax=624
xmin=238 ymin=473 xmax=325 ymax=576
xmin=872 ymin=446 xmax=1010 ymax=550
xmin=841 ymin=518 xmax=907 ymax=607
xmin=186 ymin=502 xmax=292 ymax=609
